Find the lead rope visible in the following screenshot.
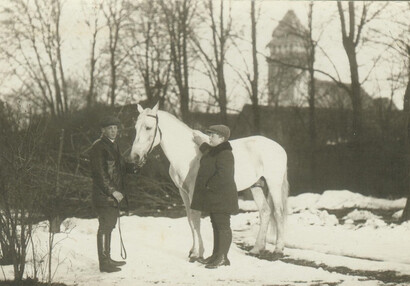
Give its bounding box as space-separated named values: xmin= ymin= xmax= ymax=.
xmin=117 ymin=202 xmax=127 ymax=260
xmin=116 ymin=113 xmax=160 ymax=260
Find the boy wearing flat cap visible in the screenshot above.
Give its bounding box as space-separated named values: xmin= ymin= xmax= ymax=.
xmin=191 ymin=125 xmax=239 ymax=269
xmin=90 ymin=115 xmax=137 ymax=273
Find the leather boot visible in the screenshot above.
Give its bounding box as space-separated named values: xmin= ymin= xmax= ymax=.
xmin=105 ymin=232 xmax=126 ymax=267
xmin=97 ymin=232 xmax=121 ymax=273
xmin=197 ymin=255 xmax=216 ymax=265
xmin=205 ymin=255 xmax=230 ymax=269
xmin=198 ymin=226 xmax=219 ymax=265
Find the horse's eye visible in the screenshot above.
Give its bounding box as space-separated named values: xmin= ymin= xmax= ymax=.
xmin=146 ymin=127 xmax=152 ymax=131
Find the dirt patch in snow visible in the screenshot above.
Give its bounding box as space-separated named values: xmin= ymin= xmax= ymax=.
xmin=236 ymin=243 xmax=410 ymax=284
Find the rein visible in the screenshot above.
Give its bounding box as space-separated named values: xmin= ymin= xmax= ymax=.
xmin=146 ymin=114 xmax=162 ymax=155
xmin=115 ymin=113 xmax=162 ymax=260
xmin=117 ymin=202 xmax=127 ymax=260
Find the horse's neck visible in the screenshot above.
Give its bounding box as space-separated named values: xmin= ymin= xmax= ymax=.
xmin=158 ymin=112 xmax=198 ymax=172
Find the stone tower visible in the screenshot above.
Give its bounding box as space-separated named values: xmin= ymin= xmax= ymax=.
xmin=266 ymin=10 xmax=308 ymax=107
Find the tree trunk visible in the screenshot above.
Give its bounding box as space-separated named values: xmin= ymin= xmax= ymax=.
xmin=110 ymin=52 xmax=117 ymax=107
xmin=215 ymin=0 xmax=228 ymax=124
xmin=343 ymin=40 xmax=362 ymax=141
xmin=401 ymin=77 xmax=410 ymax=222
xmin=218 ymin=67 xmax=228 ymax=124
xmin=250 ymin=0 xmax=260 ymax=134
xmin=337 ymin=1 xmax=363 ymax=141
xmin=307 ymin=1 xmax=317 ymax=190
xmin=87 ymin=26 xmax=98 ymax=108
xmin=181 ymin=0 xmax=190 ymax=124
xmin=163 ymin=0 xmax=192 ymax=124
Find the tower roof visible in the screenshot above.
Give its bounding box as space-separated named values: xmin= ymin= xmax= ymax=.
xmin=267 ymin=9 xmax=307 ymax=51
xmin=272 ymin=10 xmax=307 ymax=38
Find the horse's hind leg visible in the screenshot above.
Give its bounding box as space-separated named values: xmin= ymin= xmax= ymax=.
xmin=250 ymin=186 xmax=270 ymax=254
xmin=179 ymin=188 xmax=204 ymax=261
xmin=266 ymin=171 xmax=288 ymax=255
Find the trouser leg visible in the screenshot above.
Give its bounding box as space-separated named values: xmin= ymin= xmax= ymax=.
xmin=97 ymin=231 xmax=105 ymax=262
xmin=96 ymin=206 xmax=121 ymax=272
xmin=205 ymin=212 xmax=232 ymax=268
xmin=213 ymin=213 xmax=232 ymax=257
xmin=105 ymin=232 xmax=126 ymax=266
xmin=105 ymin=232 xmax=112 ymax=259
xmin=210 ymin=214 xmax=219 ymax=256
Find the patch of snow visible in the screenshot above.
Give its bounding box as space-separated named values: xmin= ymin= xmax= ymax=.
xmin=315 ymin=190 xmax=406 ymax=210
xmin=362 ymin=218 xmax=387 ymax=229
xmin=288 ymin=193 xmax=321 ymax=213
xmin=238 ymin=199 xmax=257 ymax=212
xmin=392 ymin=210 xmax=403 ymax=221
xmin=240 ymin=191 xmax=405 ymax=215
xmin=2 ymin=191 xmax=408 ymax=285
xmin=343 ymin=209 xmax=381 ymax=222
xmin=292 ymin=209 xmax=339 ymax=227
xmin=1 ymin=215 xmax=364 ymax=286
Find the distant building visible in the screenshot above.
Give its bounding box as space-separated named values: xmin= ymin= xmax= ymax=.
xmin=266 ymin=10 xmax=396 ymax=110
xmin=266 ymin=10 xmax=308 ymax=107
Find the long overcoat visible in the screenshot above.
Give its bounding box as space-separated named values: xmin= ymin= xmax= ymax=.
xmin=191 ymin=141 xmax=239 ymax=214
xmin=90 ymin=136 xmax=134 ymax=208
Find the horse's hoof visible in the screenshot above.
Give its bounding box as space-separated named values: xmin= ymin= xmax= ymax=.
xmin=271 ymin=251 xmax=284 ymax=260
xmin=189 ymin=256 xmax=202 ymax=263
xmin=188 ymin=250 xmax=193 ymax=258
xmin=249 ymin=247 xmax=263 ymax=255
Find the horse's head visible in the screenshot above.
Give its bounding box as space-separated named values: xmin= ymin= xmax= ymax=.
xmin=130 ymin=102 xmax=161 ymax=167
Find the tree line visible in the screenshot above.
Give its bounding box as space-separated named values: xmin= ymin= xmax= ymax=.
xmin=0 ymin=1 xmax=406 ymax=130
xmin=0 ymin=1 xmax=409 ymax=224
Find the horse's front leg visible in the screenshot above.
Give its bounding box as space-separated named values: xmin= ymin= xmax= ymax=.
xmin=179 ymin=188 xmax=204 ymax=262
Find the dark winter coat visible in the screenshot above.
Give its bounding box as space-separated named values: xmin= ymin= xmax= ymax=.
xmin=191 ymin=141 xmax=239 ymax=214
xmin=90 ymin=136 xmax=135 ymax=208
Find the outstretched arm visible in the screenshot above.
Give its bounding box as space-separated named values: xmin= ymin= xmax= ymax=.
xmin=192 ymin=130 xmax=210 ymax=153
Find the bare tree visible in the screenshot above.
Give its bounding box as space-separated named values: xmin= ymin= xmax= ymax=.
xmin=227 ymin=0 xmax=262 ymax=133
xmin=250 ymin=0 xmax=260 ymax=133
xmin=84 ymin=1 xmax=104 ymax=108
xmin=191 ymin=0 xmax=232 ymax=124
xmin=337 ymin=1 xmax=388 ymax=141
xmin=124 ymin=0 xmax=172 ymax=108
xmin=304 ymin=2 xmax=318 ymax=190
xmin=0 ymin=109 xmax=47 ymax=281
xmin=306 ymin=2 xmax=316 ymax=150
xmin=402 ymin=53 xmax=410 ymax=220
xmin=1 ymin=0 xmax=70 ymax=117
xmin=160 ymin=0 xmax=198 ymax=123
xmin=398 ymin=17 xmax=410 ymax=221
xmin=102 ymin=0 xmax=131 ymax=107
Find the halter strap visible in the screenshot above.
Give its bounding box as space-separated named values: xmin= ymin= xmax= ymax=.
xmin=146 ymin=114 xmax=162 ymax=155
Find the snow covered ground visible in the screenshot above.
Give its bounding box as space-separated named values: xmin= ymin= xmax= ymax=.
xmin=1 ymin=190 xmax=409 ymax=285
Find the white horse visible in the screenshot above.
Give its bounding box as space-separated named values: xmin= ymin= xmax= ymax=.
xmin=130 ymin=103 xmax=288 ymax=261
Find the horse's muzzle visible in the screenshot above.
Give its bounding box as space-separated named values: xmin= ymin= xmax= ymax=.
xmin=134 ymin=154 xmax=147 ymax=168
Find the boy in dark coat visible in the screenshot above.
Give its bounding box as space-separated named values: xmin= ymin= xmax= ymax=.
xmin=191 ymin=125 xmax=239 ymax=269
xmin=90 ymin=116 xmax=137 ymax=273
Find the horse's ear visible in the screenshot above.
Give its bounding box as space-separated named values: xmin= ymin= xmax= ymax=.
xmin=137 ymin=104 xmax=144 ymax=114
xmin=152 ymin=102 xmax=159 ymax=113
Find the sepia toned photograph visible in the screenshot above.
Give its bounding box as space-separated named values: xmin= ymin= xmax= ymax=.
xmin=0 ymin=0 xmax=409 ymax=285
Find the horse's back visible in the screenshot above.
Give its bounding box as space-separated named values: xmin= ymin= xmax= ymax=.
xmin=229 ymin=136 xmax=287 ymax=190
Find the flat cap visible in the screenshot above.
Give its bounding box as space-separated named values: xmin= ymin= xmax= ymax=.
xmin=206 ymin=124 xmax=230 ymax=140
xmin=99 ymin=115 xmax=121 ymax=128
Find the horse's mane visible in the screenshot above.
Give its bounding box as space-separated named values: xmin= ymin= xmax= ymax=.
xmin=157 ymin=110 xmax=193 ymax=138
xmin=155 ymin=110 xmax=202 ymax=158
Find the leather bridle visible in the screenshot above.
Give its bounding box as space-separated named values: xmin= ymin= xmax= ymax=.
xmin=145 ymin=114 xmax=162 ymax=155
